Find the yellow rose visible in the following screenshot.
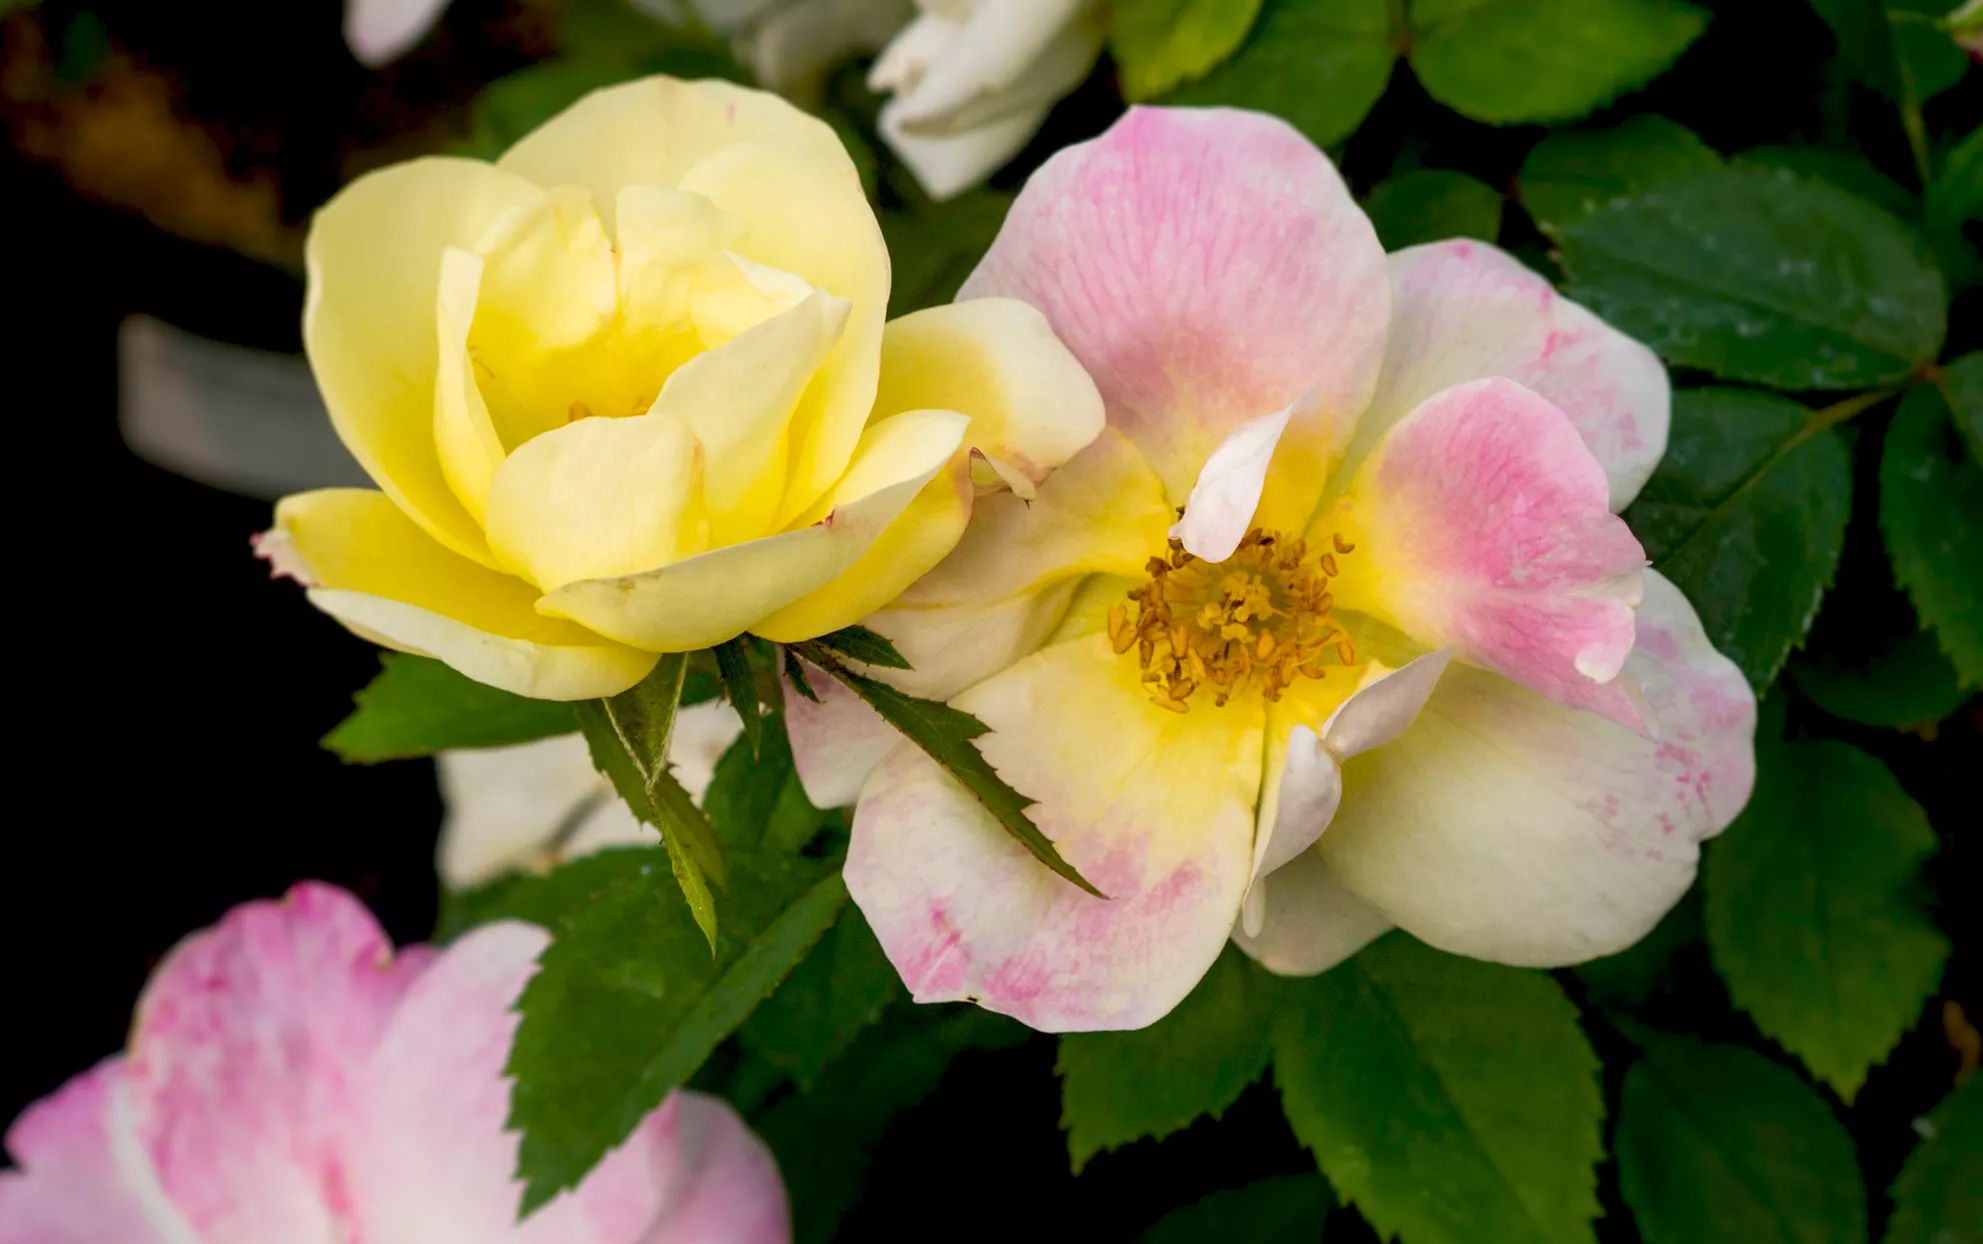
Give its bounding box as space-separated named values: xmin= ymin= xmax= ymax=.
xmin=258 ymin=76 xmax=1102 ymax=700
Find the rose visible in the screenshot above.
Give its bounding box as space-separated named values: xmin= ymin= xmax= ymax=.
xmin=259 ymin=76 xmax=1102 ymax=700
xmin=788 ymin=107 xmax=1758 ymax=1032
xmin=0 ymin=883 xmax=788 ymax=1241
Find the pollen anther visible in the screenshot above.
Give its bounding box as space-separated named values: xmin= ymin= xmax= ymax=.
xmin=1120 ymin=527 xmax=1356 ymax=712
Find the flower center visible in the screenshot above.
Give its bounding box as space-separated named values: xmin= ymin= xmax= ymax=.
xmin=1108 ymin=527 xmax=1357 ymax=713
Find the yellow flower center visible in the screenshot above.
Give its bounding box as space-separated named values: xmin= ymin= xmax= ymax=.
xmin=1108 ymin=528 xmax=1357 ymax=713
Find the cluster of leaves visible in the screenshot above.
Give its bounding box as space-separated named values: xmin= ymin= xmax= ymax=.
xmin=311 ymin=0 xmax=1982 ymax=1238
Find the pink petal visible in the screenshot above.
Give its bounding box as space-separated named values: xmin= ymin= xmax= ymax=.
xmin=1360 ymin=239 xmax=1670 ymax=511
xmin=846 ymin=635 xmax=1260 ymax=1032
xmin=1331 ymin=377 xmax=1648 ymax=730
xmin=784 ymin=655 xmax=897 ymax=809
xmin=121 ymin=883 xmax=430 ymax=1244
xmin=344 ymin=921 xmax=790 ymax=1243
xmin=0 ymin=1060 xmax=172 ymax=1244
xmin=959 ymin=106 xmax=1390 ymax=524
xmin=1317 ymin=570 xmax=1757 ymax=965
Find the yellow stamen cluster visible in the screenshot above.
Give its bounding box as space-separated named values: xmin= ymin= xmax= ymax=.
xmin=1108 ymin=528 xmax=1357 ymax=713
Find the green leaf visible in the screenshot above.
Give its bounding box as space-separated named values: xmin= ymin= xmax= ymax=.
xmin=1735 ymin=144 xmax=1919 ymax=220
xmin=739 ymin=902 xmax=905 ymax=1088
xmin=1887 ymin=1076 xmax=1983 ymax=1244
xmin=1272 ymin=935 xmax=1604 ymax=1244
xmin=1111 ymin=0 xmax=1265 ymax=99
xmin=1364 ymin=169 xmax=1504 ymax=250
xmin=1807 ymin=0 xmax=1906 ymax=97
xmin=1923 ymin=125 xmax=1982 ymax=290
xmin=507 ymin=847 xmax=848 ymax=1213
xmin=1789 ymin=627 xmax=1970 ymax=728
xmin=790 ymin=644 xmax=1102 ymax=897
xmin=712 ymin=639 xmax=763 ymax=757
xmin=322 ymin=654 xmax=577 ymax=762
xmin=1518 ymin=115 xmax=1722 ymax=239
xmin=1058 ymin=947 xmax=1275 ymax=1171
xmin=1139 ymin=1175 xmax=1334 ymax=1244
xmin=1561 ymin=166 xmax=1947 ymax=388
xmin=1165 ymin=0 xmax=1397 ymax=148
xmin=1622 ymin=388 xmax=1855 ymax=688
xmin=1883 ymin=383 xmax=1983 ymax=686
xmin=1408 ymin=0 xmax=1708 ymax=125
xmin=1616 ymin=1033 xmax=1864 ymax=1244
xmin=1704 ymin=739 xmax=1947 ymax=1100
xmin=752 ymin=1005 xmax=1029 ymax=1243
xmin=702 ymin=722 xmax=837 ymax=856
xmin=878 ymin=192 xmax=1012 ymax=317
xmin=810 ymin=624 xmax=912 ymax=670
xmin=1941 ymin=352 xmax=1983 ymax=465
xmin=588 ymin=653 xmax=728 ymax=883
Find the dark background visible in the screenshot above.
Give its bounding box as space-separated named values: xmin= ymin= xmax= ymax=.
xmin=3 ymin=1 xmax=1977 ymax=1238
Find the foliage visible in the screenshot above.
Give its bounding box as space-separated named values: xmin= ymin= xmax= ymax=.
xmin=323 ymin=653 xmax=576 ymax=761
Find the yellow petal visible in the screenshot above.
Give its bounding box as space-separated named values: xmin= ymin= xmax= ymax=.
xmin=432 ymin=248 xmax=503 ymax=521
xmin=863 ymin=427 xmax=1173 ymax=699
xmin=873 ymin=297 xmax=1103 ymax=485
xmin=305 ymin=157 xmax=545 ymax=567
xmin=482 ymin=408 xmax=708 ymax=591
xmin=679 ymin=141 xmax=890 ymax=527
xmin=615 ymin=185 xmax=745 ymax=329
xmin=265 ymin=489 xmax=655 ymax=699
xmin=495 ymin=77 xmax=855 ymax=230
xmin=470 ymin=184 xmax=620 ymax=356
xmin=652 ymin=289 xmax=851 ymax=546
xmin=538 ymin=410 xmax=969 ymax=651
xmin=753 ymin=461 xmax=973 ymax=643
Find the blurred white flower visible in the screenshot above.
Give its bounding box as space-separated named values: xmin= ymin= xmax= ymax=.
xmin=869 ymin=0 xmax=1102 ymax=200
xmin=344 ymin=0 xmax=453 ymax=66
xmin=438 ymin=700 xmax=745 ymax=888
xmin=651 ymin=0 xmax=915 ymax=98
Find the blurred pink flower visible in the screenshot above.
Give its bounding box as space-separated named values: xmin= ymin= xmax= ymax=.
xmin=0 ymin=884 xmax=789 ymax=1243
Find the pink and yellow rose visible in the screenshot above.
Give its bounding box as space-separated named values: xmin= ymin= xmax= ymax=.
xmin=790 ymin=107 xmax=1759 ymax=1032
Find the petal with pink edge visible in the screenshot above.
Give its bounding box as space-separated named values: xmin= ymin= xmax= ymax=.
xmin=0 ymin=1060 xmax=179 ymax=1244
xmin=959 ymin=106 xmax=1389 ymax=527
xmin=1231 ymin=849 xmax=1393 ymax=977
xmin=119 ymin=884 xmax=431 ymax=1244
xmin=1354 ymin=240 xmax=1670 ymax=511
xmin=1328 ymin=377 xmax=1648 ymax=730
xmin=1317 ymin=570 xmax=1757 ymax=966
xmin=846 ymin=635 xmax=1261 ymax=1032
xmin=341 ymin=921 xmax=789 ymax=1244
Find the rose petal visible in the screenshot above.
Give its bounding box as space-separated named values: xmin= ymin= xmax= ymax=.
xmin=263 ymin=489 xmax=658 ymax=700
xmin=1231 ymin=849 xmax=1393 ymax=976
xmin=0 ymin=1060 xmax=178 ymax=1244
xmin=495 ymin=78 xmax=854 ymax=226
xmin=847 ymin=635 xmax=1260 ymax=1032
xmin=305 ymin=158 xmax=544 ymax=566
xmin=1317 ymin=570 xmax=1757 ymax=966
xmin=1329 ymin=377 xmax=1648 ymax=729
xmin=872 ymin=297 xmax=1105 ymax=485
xmin=539 ymin=411 xmax=968 ymax=651
xmin=1356 ymin=239 xmax=1671 ymax=511
xmin=960 ymin=106 xmax=1390 ymax=529
xmin=120 ymin=885 xmax=429 ymax=1244
xmin=1170 ymin=402 xmax=1295 ymax=562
